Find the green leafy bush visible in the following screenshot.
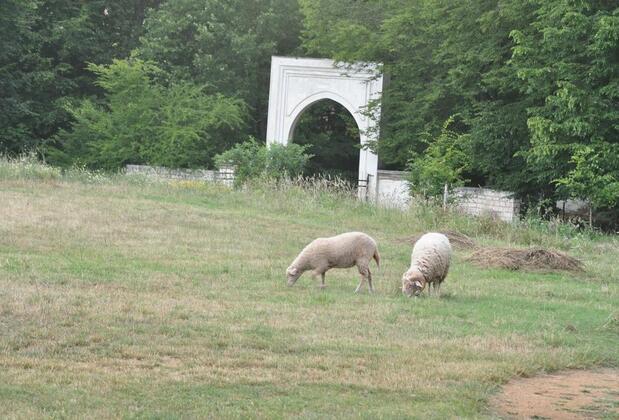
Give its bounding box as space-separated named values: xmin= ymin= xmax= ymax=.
xmin=51 ymin=59 xmax=246 ymax=170
xmin=265 ymin=142 xmax=314 ymax=179
xmin=215 ymin=138 xmax=312 ymax=186
xmin=406 ymin=117 xmax=472 ymax=199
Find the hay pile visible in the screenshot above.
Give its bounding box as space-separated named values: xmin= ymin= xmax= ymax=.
xmin=466 ymin=247 xmax=584 ymax=272
xmin=402 ymin=230 xmax=477 ymax=249
xmin=397 ymin=230 xmax=584 ymax=273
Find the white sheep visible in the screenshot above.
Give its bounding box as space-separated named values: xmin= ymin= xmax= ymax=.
xmin=401 ymin=232 xmax=452 ymax=297
xmin=286 ymin=232 xmax=380 ymax=293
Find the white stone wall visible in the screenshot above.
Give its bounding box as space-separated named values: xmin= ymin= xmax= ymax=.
xmin=125 ymin=165 xmax=520 ymax=222
xmin=376 ymin=170 xmax=410 ymax=209
xmin=125 ymin=165 xmax=234 ymax=186
xmin=453 ymin=187 xmax=520 ymax=223
xmin=373 ymin=170 xmax=521 ymax=222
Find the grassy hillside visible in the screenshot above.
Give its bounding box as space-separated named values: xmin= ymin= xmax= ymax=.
xmin=1 ymin=159 xmax=617 ymax=418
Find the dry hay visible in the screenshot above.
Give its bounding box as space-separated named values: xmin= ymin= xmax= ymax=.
xmin=466 ymin=247 xmax=584 ymax=272
xmin=400 ymin=230 xmax=477 ymax=250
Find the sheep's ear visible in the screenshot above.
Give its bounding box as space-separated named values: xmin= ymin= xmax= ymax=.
xmin=289 ymin=267 xmax=298 ymax=275
xmin=414 ymin=280 xmax=422 ymax=288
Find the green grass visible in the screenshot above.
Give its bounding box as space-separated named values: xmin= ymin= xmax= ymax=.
xmin=0 ymin=159 xmax=617 ymax=418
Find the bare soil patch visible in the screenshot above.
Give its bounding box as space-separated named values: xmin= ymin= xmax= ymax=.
xmin=491 ymin=369 xmax=619 ymax=419
xmin=467 ymin=247 xmax=584 ymax=272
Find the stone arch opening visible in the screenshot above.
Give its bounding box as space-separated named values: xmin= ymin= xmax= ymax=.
xmin=290 ymin=98 xmax=360 ymax=183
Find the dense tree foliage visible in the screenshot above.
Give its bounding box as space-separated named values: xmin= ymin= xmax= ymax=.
xmin=510 ymin=0 xmax=619 ymax=209
xmin=0 ymin=0 xmax=160 ymax=156
xmin=301 ymin=0 xmax=618 ymax=214
xmin=1 ymin=0 xmax=617 ymax=218
xmin=1 ymin=0 xmax=65 ymax=154
xmin=301 ymin=0 xmax=535 ymax=188
xmin=136 ymin=0 xmax=303 ymax=138
xmin=53 ymin=59 xmax=245 ymax=170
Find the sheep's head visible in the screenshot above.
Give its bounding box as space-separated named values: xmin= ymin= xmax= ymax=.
xmin=402 ymin=270 xmax=426 ymax=297
xmin=286 ymin=266 xmax=302 ymax=286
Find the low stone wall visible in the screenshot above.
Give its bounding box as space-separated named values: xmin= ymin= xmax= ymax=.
xmin=376 ymin=170 xmax=410 ymax=209
xmin=125 ymin=165 xmax=521 ymax=222
xmin=453 ymin=187 xmax=520 ymax=223
xmin=125 ymin=164 xmax=234 ymax=186
xmin=374 ymin=170 xmax=521 ymax=222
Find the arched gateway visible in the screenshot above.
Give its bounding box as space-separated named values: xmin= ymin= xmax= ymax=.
xmin=266 ymin=56 xmax=383 ymax=200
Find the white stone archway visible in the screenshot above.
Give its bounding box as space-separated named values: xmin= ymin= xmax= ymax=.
xmin=266 ymin=56 xmax=383 ymax=200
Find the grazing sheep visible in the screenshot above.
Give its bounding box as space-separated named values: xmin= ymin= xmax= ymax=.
xmin=286 ymin=232 xmax=380 ymax=293
xmin=402 ymin=232 xmax=451 ymax=297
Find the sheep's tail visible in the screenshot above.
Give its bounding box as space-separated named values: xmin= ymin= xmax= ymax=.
xmin=373 ymin=248 xmax=381 ymax=268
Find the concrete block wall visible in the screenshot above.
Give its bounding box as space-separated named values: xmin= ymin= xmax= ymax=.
xmin=125 ymin=165 xmax=234 ymax=187
xmin=374 ymin=170 xmax=521 ymax=222
xmin=375 ymin=170 xmax=410 ymax=209
xmin=452 ymin=187 xmax=520 ymax=222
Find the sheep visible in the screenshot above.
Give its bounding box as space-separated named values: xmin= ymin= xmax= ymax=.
xmin=401 ymin=232 xmax=452 ymax=297
xmin=286 ymin=232 xmax=380 ymax=293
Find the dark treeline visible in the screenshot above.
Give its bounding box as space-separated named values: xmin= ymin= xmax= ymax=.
xmin=1 ymin=0 xmax=617 ymax=215
xmin=1 ymin=0 xmax=301 ymax=169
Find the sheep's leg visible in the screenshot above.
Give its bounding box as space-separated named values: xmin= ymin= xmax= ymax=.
xmin=435 ymin=281 xmax=441 ymax=297
xmin=367 ymin=268 xmax=374 ymax=293
xmin=354 ymin=278 xmax=365 ymax=293
xmin=313 ymin=270 xmax=327 ymax=289
xmin=427 ymin=282 xmax=432 ymax=297
xmin=354 ymin=264 xmax=364 ymax=293
xmin=356 ymin=265 xmax=371 ymax=293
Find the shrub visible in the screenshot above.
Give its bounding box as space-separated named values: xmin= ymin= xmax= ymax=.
xmin=406 ymin=116 xmax=472 ymax=200
xmin=265 ymin=142 xmax=313 ymax=179
xmin=215 ymin=138 xmax=312 ymax=186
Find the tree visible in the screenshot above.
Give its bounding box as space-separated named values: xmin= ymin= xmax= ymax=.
xmin=0 ymin=0 xmax=61 ymax=154
xmin=53 ymin=59 xmax=245 ymax=170
xmin=137 ymin=0 xmax=303 ymax=138
xmin=300 ymin=0 xmax=533 ymax=190
xmin=291 ymin=100 xmax=360 ymax=182
xmin=0 ymin=0 xmax=160 ymax=156
xmin=301 ymin=0 xmax=618 ymax=212
xmin=406 ymin=116 xmax=472 ymax=199
xmin=511 ymin=0 xmax=619 ymax=210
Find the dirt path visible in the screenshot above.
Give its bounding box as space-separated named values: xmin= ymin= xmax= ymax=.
xmin=491 ymin=369 xmax=619 ymax=419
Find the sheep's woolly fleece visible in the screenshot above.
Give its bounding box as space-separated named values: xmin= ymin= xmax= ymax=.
xmin=407 ymin=232 xmax=452 ymax=283
xmin=402 ymin=230 xmax=476 ymax=249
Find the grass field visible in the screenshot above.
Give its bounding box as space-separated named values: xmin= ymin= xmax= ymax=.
xmin=1 ymin=160 xmax=618 ymax=418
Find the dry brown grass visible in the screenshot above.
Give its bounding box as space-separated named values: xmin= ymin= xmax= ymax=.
xmin=466 ymin=247 xmax=584 ymax=272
